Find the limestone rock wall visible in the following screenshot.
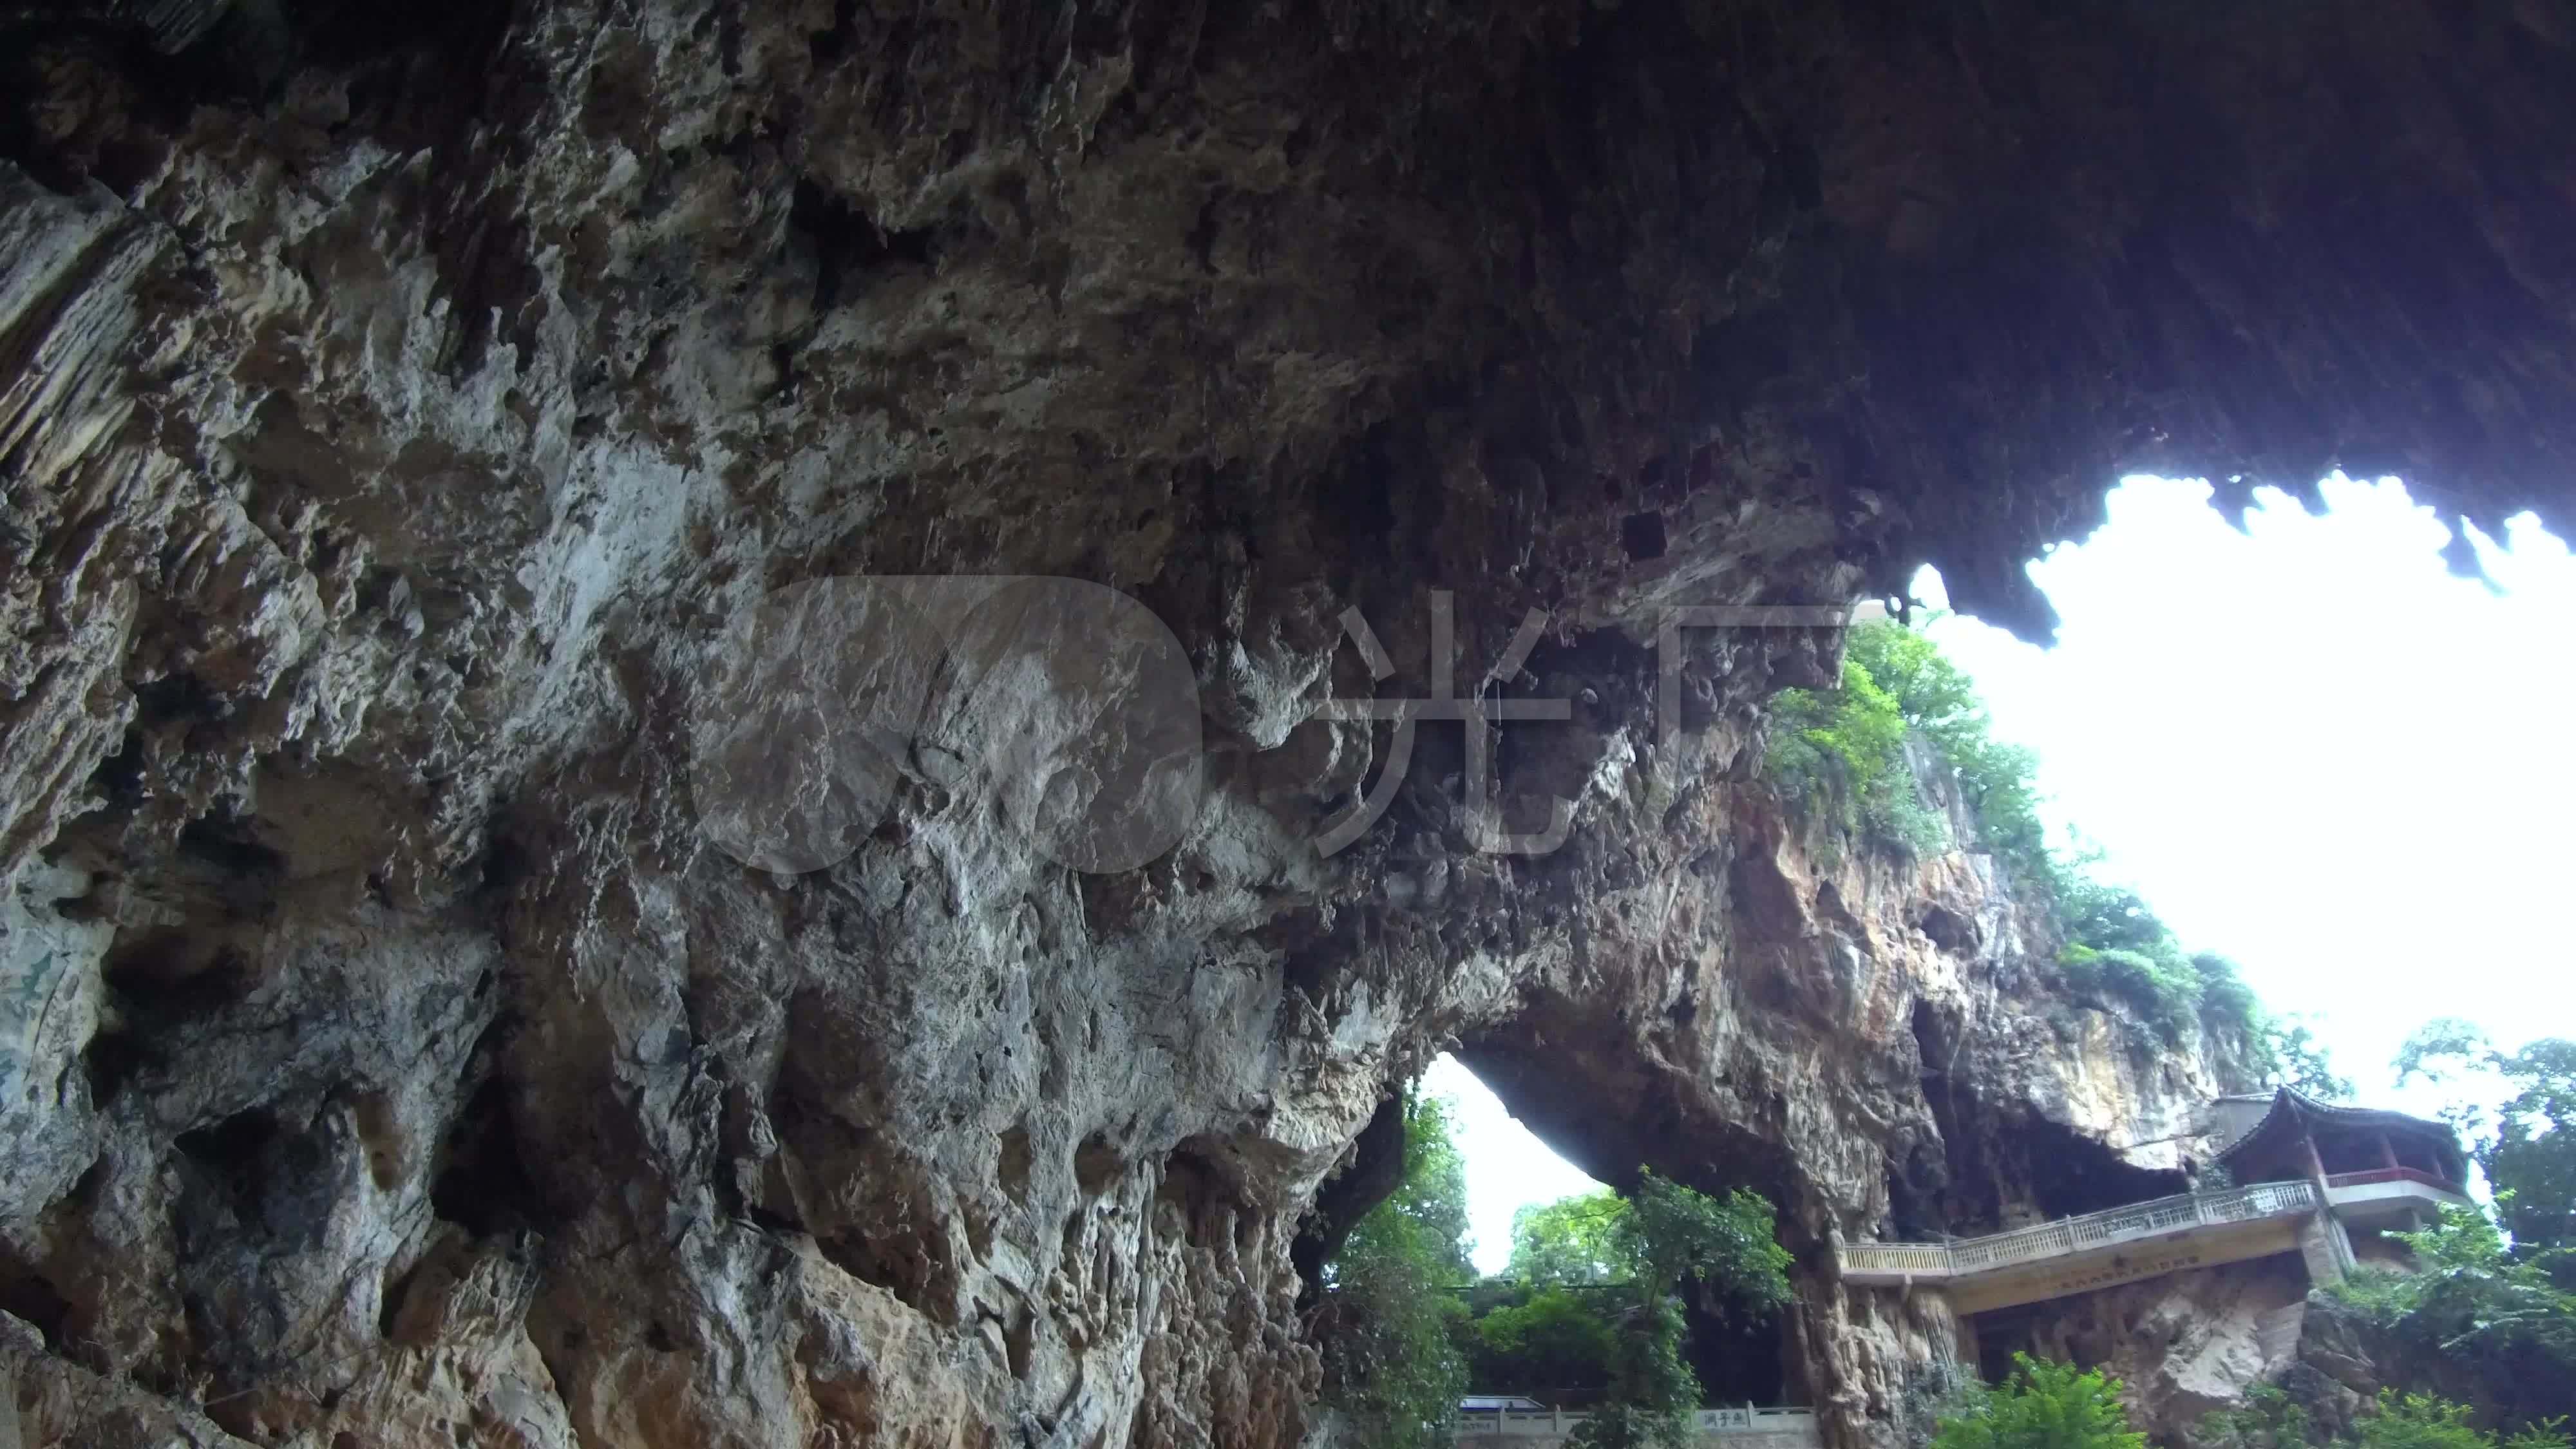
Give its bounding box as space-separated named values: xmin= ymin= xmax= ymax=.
xmin=1451 ymin=755 xmax=2260 ymax=1435
xmin=3 ymin=2 xmax=2573 ymax=1446
xmin=1981 ymin=1258 xmax=2313 ymax=1443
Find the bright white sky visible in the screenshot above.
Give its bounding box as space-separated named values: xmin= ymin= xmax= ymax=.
xmin=1434 ymin=473 xmax=2576 ymax=1274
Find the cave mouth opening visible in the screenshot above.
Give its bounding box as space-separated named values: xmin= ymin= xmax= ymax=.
xmin=1426 ymin=1054 xmax=1799 ymax=1412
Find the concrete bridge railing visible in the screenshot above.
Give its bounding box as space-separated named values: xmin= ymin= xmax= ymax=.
xmin=1838 ymin=1180 xmax=2320 ymax=1283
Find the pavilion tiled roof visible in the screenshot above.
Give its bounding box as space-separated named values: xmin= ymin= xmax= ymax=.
xmin=2210 ymin=1086 xmax=2468 ymax=1184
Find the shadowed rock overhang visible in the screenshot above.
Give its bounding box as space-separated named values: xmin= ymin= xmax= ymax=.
xmin=1 ymin=3 xmax=2571 ymax=1448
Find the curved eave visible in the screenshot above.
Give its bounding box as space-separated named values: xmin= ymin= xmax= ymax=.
xmin=2212 ymin=1086 xmax=2468 ymax=1186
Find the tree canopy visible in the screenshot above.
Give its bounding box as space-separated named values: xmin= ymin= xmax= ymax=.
xmin=2320 ymin=1027 xmax=2576 ymax=1435
xmin=2398 ymin=1023 xmax=2576 ymax=1253
xmin=1318 ymin=1091 xmax=1473 ymax=1448
xmin=1508 ymin=1189 xmax=1631 ymax=1287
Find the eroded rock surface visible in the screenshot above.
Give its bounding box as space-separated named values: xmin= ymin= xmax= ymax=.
xmin=3 ymin=2 xmax=2572 ymax=1446
xmin=1991 ymin=1258 xmax=2312 ymax=1442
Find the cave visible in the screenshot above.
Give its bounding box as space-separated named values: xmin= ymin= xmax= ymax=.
xmin=1 ymin=0 xmax=2573 ymax=1444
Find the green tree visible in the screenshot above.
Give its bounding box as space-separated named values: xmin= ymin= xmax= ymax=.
xmin=2327 ymin=1203 xmax=2576 ymax=1434
xmin=1463 ymin=1289 xmax=1623 ymax=1405
xmin=1569 ymin=1294 xmax=1705 ymax=1449
xmin=1766 ymin=645 xmax=1947 ymax=857
xmin=2259 ymin=1016 xmax=2353 ymax=1100
xmin=1320 ymin=1091 xmax=1473 ymax=1448
xmin=1510 ymin=1189 xmax=1632 ymax=1287
xmin=1560 ymin=1171 xmax=1795 ymax=1449
xmin=2052 ymin=871 xmax=2170 ymax=956
xmin=2396 ymin=1023 xmax=2576 ymax=1252
xmin=1618 ymin=1171 xmax=1796 ymax=1319
xmin=1930 ymin=1354 xmax=2146 ymax=1449
xmin=1843 ymin=623 xmax=2050 ymax=880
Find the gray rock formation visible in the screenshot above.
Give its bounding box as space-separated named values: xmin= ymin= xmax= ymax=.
xmin=1991 ymin=1258 xmax=2313 ymax=1442
xmin=2 ymin=2 xmax=2571 ymax=1445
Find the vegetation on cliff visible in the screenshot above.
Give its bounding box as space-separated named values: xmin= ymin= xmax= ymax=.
xmin=2398 ymin=1026 xmax=2576 ymax=1254
xmin=1929 ymin=1355 xmax=2565 ymax=1449
xmin=1763 ymin=620 xmax=2289 ymax=1054
xmin=2201 ymin=1385 xmax=2569 ymax=1449
xmin=1929 ymin=1353 xmax=2145 ymax=1449
xmin=2325 ymin=1207 xmax=2576 ymax=1435
xmin=2304 ymin=1027 xmax=2576 ymax=1434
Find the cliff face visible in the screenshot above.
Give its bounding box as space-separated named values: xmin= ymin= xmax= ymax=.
xmin=1 ymin=3 xmax=2568 ymax=1446
xmin=1993 ymin=1259 xmax=2315 ymax=1443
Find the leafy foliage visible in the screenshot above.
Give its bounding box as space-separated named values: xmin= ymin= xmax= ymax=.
xmin=2260 ymin=1016 xmax=2356 ymax=1100
xmin=2398 ymin=1023 xmax=2576 ymax=1253
xmin=2199 ymin=1385 xmax=2570 ymax=1449
xmin=1319 ymin=1091 xmax=1473 ymax=1448
xmin=1566 ymin=1294 xmax=1704 ymax=1449
xmin=1929 ymin=1353 xmax=2146 ymax=1449
xmin=2325 ymin=1203 xmax=2576 ymax=1434
xmin=2056 ymin=944 xmax=2202 ymax=1039
xmin=1619 ymin=1171 xmax=1796 ymax=1318
xmin=1567 ymin=1172 xmax=1794 ymax=1448
xmin=1765 ymin=643 xmax=1949 ymax=857
xmin=1901 ymin=1360 xmax=1991 ymax=1449
xmin=2051 ymin=936 xmax=2275 ymax=1048
xmin=1458 ymin=1287 xmax=1623 ymax=1405
xmin=1509 ymin=1189 xmax=1632 ymax=1287
xmin=1467 ymin=1172 xmax=1795 ymax=1446
xmin=1763 ymin=621 xmax=2274 ymax=1048
xmin=2351 ymin=1395 xmax=2570 ymax=1449
xmin=2052 ymin=872 xmax=2171 ymax=956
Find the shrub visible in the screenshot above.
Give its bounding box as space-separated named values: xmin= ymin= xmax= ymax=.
xmin=1929 ymin=1353 xmax=2146 ymax=1449
xmin=2191 ymin=954 xmax=2264 ymax=1036
xmin=2056 ymin=943 xmax=2204 ymax=1043
xmin=2324 ymin=1203 xmax=2576 ymax=1436
xmin=1509 ymin=1189 xmax=1631 ymax=1287
xmin=2255 ymin=1016 xmax=2353 ymax=1099
xmin=2197 ymin=1383 xmax=2317 ymax=1449
xmin=1900 ymin=1360 xmax=1989 ymax=1449
xmin=2397 ymin=1024 xmax=2576 ymax=1255
xmin=2196 ymin=1382 xmax=2570 ymax=1449
xmin=2355 ymin=1395 xmax=2521 ymax=1449
xmin=1766 ymin=652 xmax=1947 ymax=857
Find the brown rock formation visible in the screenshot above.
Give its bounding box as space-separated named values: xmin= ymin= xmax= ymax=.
xmin=1 ymin=2 xmax=2569 ymax=1445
